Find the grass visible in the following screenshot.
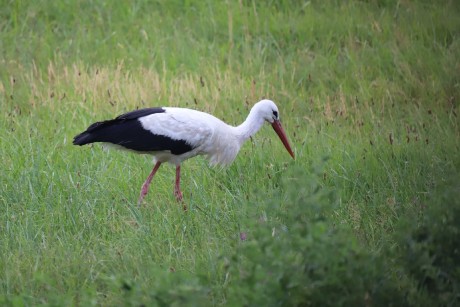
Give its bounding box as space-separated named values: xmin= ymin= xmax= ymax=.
xmin=1 ymin=0 xmax=459 ymax=305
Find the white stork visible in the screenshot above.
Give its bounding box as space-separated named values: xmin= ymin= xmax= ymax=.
xmin=73 ymin=99 xmax=295 ymax=207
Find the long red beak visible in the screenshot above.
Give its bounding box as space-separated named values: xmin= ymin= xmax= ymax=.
xmin=271 ymin=120 xmax=295 ymax=159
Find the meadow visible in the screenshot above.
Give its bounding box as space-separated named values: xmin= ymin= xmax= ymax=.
xmin=1 ymin=0 xmax=459 ymax=305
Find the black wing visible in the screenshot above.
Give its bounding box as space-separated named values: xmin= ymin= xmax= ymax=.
xmin=115 ymin=108 xmax=166 ymax=120
xmin=73 ymin=107 xmax=194 ymax=155
xmin=82 ymin=108 xmax=165 ymax=133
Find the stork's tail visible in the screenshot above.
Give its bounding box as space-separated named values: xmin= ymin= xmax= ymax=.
xmin=73 ymin=131 xmax=94 ymax=146
xmin=73 ymin=120 xmax=111 ymax=145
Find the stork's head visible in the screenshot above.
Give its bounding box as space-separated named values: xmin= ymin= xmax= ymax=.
xmin=255 ymin=99 xmax=295 ymax=159
xmin=255 ymin=99 xmax=280 ymax=124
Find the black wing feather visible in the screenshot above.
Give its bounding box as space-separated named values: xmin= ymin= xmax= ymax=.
xmin=116 ymin=107 xmax=165 ymax=120
xmin=73 ymin=107 xmax=194 ymax=155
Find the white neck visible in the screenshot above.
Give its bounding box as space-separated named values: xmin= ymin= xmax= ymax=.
xmin=233 ymin=107 xmax=266 ymax=143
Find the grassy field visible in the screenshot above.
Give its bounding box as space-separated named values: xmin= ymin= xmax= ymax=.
xmin=1 ymin=0 xmax=459 ymax=305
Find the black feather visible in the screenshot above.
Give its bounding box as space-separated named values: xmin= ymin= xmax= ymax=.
xmin=73 ymin=107 xmax=194 ymax=155
xmin=116 ymin=108 xmax=166 ymax=120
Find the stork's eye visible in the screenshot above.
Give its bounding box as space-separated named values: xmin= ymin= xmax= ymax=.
xmin=272 ymin=110 xmax=278 ymax=118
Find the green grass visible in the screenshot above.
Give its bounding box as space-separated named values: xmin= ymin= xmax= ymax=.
xmin=1 ymin=0 xmax=459 ymax=305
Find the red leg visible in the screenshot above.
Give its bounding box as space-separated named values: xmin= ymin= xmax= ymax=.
xmin=174 ymin=165 xmax=184 ymax=202
xmin=138 ymin=161 xmax=161 ymax=206
xmin=174 ymin=165 xmax=187 ymax=211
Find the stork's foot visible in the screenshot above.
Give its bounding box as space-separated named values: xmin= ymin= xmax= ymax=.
xmin=137 ymin=185 xmax=149 ymax=206
xmin=174 ymin=189 xmax=187 ymax=210
xmin=174 ymin=190 xmax=183 ymax=202
xmin=137 ymin=197 xmax=145 ymax=207
xmin=137 ymin=198 xmax=144 ymax=207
